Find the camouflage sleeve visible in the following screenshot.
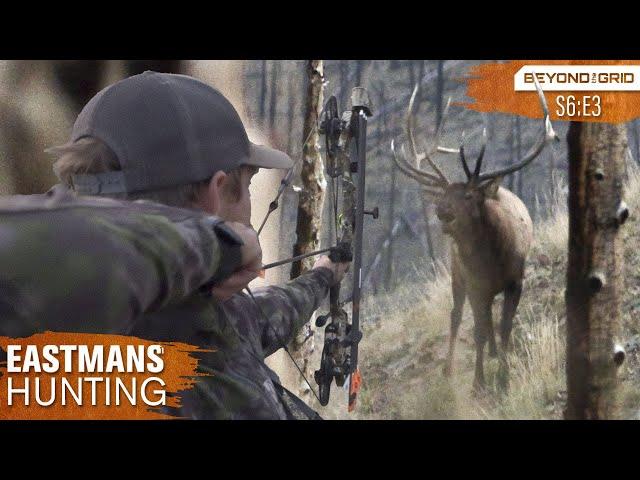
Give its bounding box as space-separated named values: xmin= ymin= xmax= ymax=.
xmin=249 ymin=267 xmax=334 ymax=357
xmin=0 ymin=204 xmax=239 ymax=336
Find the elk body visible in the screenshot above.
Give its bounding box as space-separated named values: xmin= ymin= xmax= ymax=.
xmin=392 ymin=80 xmax=558 ymax=390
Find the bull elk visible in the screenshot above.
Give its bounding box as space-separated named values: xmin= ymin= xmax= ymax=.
xmin=392 ymin=79 xmax=558 ymax=390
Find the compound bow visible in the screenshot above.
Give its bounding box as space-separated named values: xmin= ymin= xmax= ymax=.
xmin=247 ymin=86 xmax=376 ymax=413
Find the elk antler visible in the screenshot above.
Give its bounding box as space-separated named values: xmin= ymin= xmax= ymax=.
xmin=433 ymin=97 xmax=488 ymax=182
xmin=435 ymin=97 xmax=459 ymax=155
xmin=472 ymin=128 xmax=487 ymax=178
xmin=476 ymin=76 xmax=559 ymax=182
xmin=391 ymin=139 xmax=444 ymax=189
xmin=402 ymin=84 xmax=452 ymax=187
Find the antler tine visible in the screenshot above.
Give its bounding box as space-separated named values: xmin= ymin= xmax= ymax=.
xmin=390 ymin=139 xmax=438 ymax=187
xmin=390 ymin=139 xmax=445 ymax=189
xmin=473 ymin=127 xmax=488 ymax=179
xmin=459 ymin=131 xmax=472 ymax=180
xmin=477 ymin=75 xmax=559 ymax=181
xmin=400 ymin=144 xmax=447 ymax=187
xmin=406 ymin=85 xmax=422 ymax=160
xmin=435 ymin=97 xmax=460 ymax=155
xmin=435 ymin=97 xmax=452 ymax=144
xmin=406 ymin=84 xmax=449 ymax=185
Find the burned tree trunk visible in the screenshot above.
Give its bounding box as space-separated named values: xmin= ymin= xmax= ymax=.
xmin=291 ymin=60 xmax=326 ymax=277
xmin=289 ymin=60 xmax=326 ymax=396
xmin=565 ymin=121 xmax=628 ymax=420
xmin=377 ymin=85 xmax=396 ymax=290
xmin=50 ymin=61 xmax=105 ymax=115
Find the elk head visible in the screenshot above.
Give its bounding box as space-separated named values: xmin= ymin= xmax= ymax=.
xmin=391 ymin=77 xmax=558 ymax=239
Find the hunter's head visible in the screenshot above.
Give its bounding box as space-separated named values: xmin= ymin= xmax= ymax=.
xmin=48 ymin=71 xmax=293 ymax=226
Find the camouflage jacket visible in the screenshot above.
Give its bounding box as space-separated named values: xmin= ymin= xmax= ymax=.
xmin=0 ymin=186 xmax=333 ymax=420
xmin=0 ymin=185 xmax=241 ymax=333
xmin=135 ymin=268 xmax=333 ymax=420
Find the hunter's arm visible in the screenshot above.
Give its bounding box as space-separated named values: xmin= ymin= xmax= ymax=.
xmin=0 ymin=193 xmax=241 ymax=335
xmin=249 ymin=267 xmax=334 ymax=357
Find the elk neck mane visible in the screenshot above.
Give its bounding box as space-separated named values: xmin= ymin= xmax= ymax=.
xmin=454 ymin=186 xmax=532 ymax=275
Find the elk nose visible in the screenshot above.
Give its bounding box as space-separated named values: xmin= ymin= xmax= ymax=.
xmin=437 ymin=206 xmax=455 ymax=223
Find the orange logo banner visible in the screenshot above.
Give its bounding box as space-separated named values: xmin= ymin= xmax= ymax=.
xmin=462 ymin=60 xmax=640 ymax=123
xmin=0 ymin=332 xmax=211 ymax=420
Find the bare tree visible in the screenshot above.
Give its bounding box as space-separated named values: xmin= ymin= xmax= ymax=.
xmin=515 ymin=116 xmax=524 ymax=198
xmin=507 ymin=117 xmax=518 ymax=192
xmin=339 ymin=60 xmax=349 ymax=110
xmin=289 ymin=60 xmax=326 ymax=397
xmin=259 ymin=60 xmax=267 ymax=121
xmin=286 ymin=74 xmax=297 ymax=155
xmin=436 ymin=61 xmax=444 ymax=127
xmin=565 ymin=121 xmax=628 ymax=420
xmin=376 ymin=84 xmax=397 ymax=290
xmin=403 ymin=61 xmax=437 ymax=269
xmin=268 ymin=60 xmax=280 ymax=133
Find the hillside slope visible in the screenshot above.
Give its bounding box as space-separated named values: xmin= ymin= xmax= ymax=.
xmin=319 ymin=163 xmax=640 ymax=420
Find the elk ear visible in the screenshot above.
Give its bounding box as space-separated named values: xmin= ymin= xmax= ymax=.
xmin=479 ymin=176 xmax=502 ymax=199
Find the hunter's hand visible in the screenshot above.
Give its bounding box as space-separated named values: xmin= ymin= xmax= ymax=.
xmin=211 ymin=222 xmax=262 ymax=301
xmin=227 ymin=222 xmax=262 ymax=273
xmin=313 ymin=255 xmax=350 ymax=285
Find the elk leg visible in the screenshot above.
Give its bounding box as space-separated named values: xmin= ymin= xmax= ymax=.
xmin=501 ymin=282 xmax=522 ymax=352
xmin=443 ymin=272 xmax=466 ymax=377
xmin=470 ymin=298 xmax=492 ymax=391
xmin=487 ymin=311 xmax=498 ymax=358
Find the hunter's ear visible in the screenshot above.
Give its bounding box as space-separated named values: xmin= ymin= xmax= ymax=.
xmin=480 ymin=176 xmax=502 ymax=199
xmin=196 ymin=170 xmax=227 ymax=214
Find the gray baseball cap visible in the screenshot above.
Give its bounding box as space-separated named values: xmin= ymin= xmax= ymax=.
xmin=69 ymin=71 xmax=293 ymax=195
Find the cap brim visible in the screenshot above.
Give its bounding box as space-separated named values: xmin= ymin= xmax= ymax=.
xmin=245 ymin=143 xmax=294 ymax=170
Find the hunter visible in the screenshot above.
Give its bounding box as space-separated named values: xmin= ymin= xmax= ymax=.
xmin=0 ymin=71 xmax=349 ymax=419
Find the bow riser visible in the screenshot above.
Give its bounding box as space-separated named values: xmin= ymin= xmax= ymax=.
xmin=315 ymin=90 xmax=374 ymax=410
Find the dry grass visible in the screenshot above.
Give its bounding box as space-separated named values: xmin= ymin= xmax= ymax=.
xmin=531 ymin=173 xmax=569 ymax=260
xmin=320 ymin=160 xmax=640 ymax=420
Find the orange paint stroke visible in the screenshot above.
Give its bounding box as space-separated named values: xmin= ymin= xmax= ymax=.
xmin=0 ymin=332 xmax=212 ymax=420
xmin=461 ymin=60 xmax=640 ymax=124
